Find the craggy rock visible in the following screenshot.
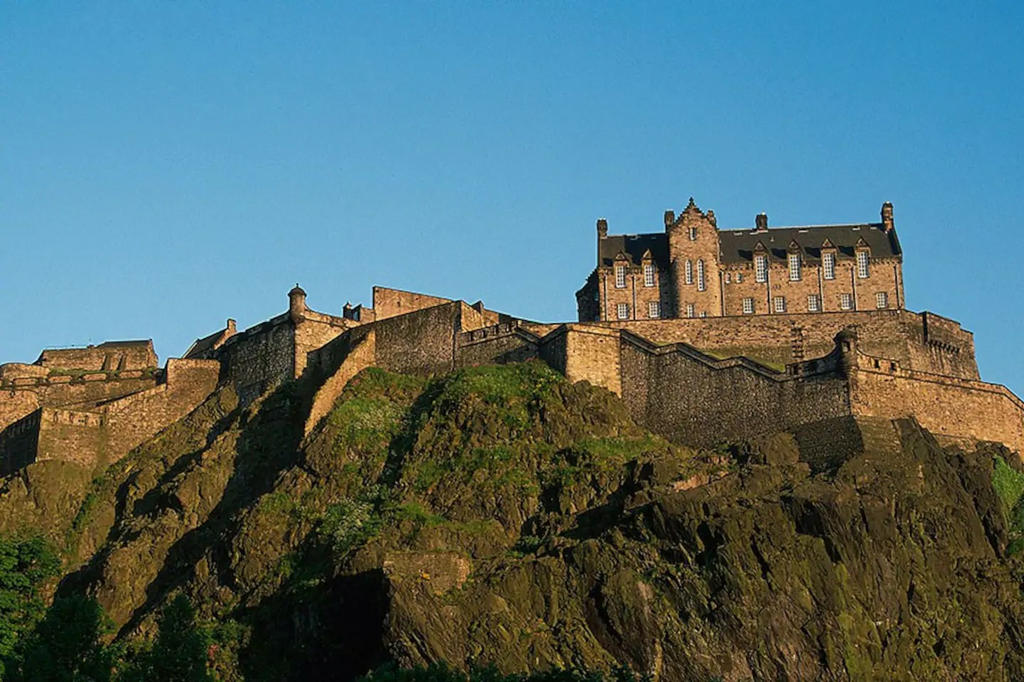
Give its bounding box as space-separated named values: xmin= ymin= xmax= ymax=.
xmin=3 ymin=361 xmax=1024 ymax=681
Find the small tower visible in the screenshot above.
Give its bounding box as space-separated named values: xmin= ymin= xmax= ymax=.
xmin=835 ymin=327 xmax=859 ymax=377
xmin=288 ymin=284 xmax=307 ymax=324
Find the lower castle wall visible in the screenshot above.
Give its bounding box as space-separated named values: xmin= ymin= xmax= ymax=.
xmin=101 ymin=359 xmax=220 ymax=462
xmin=372 ymin=302 xmax=459 ymax=374
xmin=36 ymin=409 xmax=106 ymax=469
xmin=219 ymin=319 xmax=294 ymax=405
xmin=0 ymin=377 xmax=160 ymax=431
xmin=0 ymin=411 xmax=42 ymax=475
xmin=455 ymin=329 xmax=539 ymax=368
xmin=623 ymin=342 xmax=851 ymax=447
xmin=849 ymin=366 xmax=1024 ymax=455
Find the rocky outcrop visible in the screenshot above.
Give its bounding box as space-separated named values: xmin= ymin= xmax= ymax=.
xmin=3 ymin=361 xmax=1024 ymax=680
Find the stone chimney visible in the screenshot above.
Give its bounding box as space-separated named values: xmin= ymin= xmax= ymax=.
xmin=596 ymin=218 xmax=608 ymax=239
xmin=881 ymin=201 xmax=894 ymax=233
xmin=755 ymin=213 xmax=768 ymax=232
xmin=288 ymin=284 xmax=307 ymax=324
xmin=664 ymin=210 xmax=675 ymax=227
xmin=226 ymin=318 xmax=236 ymax=334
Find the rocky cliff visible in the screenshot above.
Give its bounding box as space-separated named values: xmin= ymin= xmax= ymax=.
xmin=2 ymin=361 xmax=1023 ymax=680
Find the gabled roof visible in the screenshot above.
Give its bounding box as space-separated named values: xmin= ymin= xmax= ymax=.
xmin=719 ymin=223 xmax=901 ymax=264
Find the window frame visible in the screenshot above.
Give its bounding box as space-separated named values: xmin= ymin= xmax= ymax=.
xmin=697 ymin=259 xmax=706 ymax=292
xmin=642 ymin=263 xmax=655 ymax=288
xmin=773 ymin=296 xmax=786 ymax=313
xmin=840 ymin=293 xmax=853 ymax=310
xmin=875 ymin=291 xmax=888 ymax=309
xmin=807 ymin=294 xmax=820 ymax=312
xmin=684 ymin=260 xmax=693 ymax=285
xmin=754 ymin=254 xmax=768 ymax=283
xmin=685 ymin=303 xmax=695 ymax=318
xmin=822 ymin=251 xmax=836 ymax=280
xmin=648 ymin=301 xmax=660 ymax=318
xmin=742 ymin=297 xmax=754 ymax=314
xmin=856 ymin=251 xmax=870 ymax=279
xmin=614 ymin=264 xmax=626 ymax=288
xmin=788 ymin=253 xmax=801 ymax=281
xmin=616 ymin=302 xmax=629 ymax=320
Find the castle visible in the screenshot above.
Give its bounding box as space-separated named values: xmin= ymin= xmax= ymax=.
xmin=1 ymin=199 xmax=1021 ymax=475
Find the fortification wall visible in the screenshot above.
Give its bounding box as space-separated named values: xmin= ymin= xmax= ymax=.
xmin=372 ymin=287 xmax=455 ymax=321
xmin=848 ymin=360 xmax=1024 ymax=456
xmin=372 ymin=302 xmax=459 ymax=374
xmin=0 ymin=375 xmax=159 ymax=430
xmin=0 ymin=411 xmax=42 ymax=475
xmin=304 ymin=330 xmax=376 ymax=437
xmin=294 ymin=315 xmax=349 ymax=379
xmin=621 ymin=338 xmax=850 ymax=447
xmin=36 ymin=409 xmax=106 ymax=469
xmin=589 ymin=309 xmax=978 ymax=378
xmin=219 ymin=318 xmax=294 ymax=405
xmin=37 ymin=342 xmax=156 ymax=372
xmin=100 ymin=359 xmax=220 ymax=462
xmin=455 ymin=324 xmax=539 ymax=368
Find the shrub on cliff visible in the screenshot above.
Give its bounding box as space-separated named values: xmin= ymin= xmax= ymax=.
xmin=0 ymin=534 xmax=60 ymax=677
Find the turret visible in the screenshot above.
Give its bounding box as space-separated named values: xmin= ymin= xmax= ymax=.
xmin=835 ymin=327 xmax=859 ymax=377
xmin=881 ymin=201 xmax=894 ymax=233
xmin=288 ymin=284 xmax=307 ymax=324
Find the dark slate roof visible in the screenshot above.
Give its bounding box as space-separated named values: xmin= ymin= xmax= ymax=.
xmin=598 ymin=233 xmax=670 ymax=268
xmin=183 ymin=329 xmax=224 ymax=359
xmin=598 ymin=223 xmax=901 ymax=268
xmin=718 ymin=223 xmax=901 ymax=264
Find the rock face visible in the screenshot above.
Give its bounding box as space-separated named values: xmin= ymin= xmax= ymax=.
xmin=2 ymin=361 xmax=1024 ymax=681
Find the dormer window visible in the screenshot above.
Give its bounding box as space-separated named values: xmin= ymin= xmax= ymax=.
xmin=643 ymin=263 xmax=655 ymax=287
xmin=614 ymin=265 xmax=626 ymax=288
xmin=685 ymin=260 xmax=693 ymax=284
xmin=856 ymin=251 xmax=870 ymax=278
xmin=754 ymin=254 xmax=768 ymax=283
xmin=788 ymin=253 xmax=801 ymax=281
xmin=697 ymin=259 xmax=706 ymax=291
xmin=823 ymin=252 xmax=836 ymax=280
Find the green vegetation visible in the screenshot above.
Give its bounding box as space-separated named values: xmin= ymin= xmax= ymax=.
xmin=9 ymin=594 xmax=115 ymax=682
xmin=120 ymin=594 xmax=214 ymax=682
xmin=0 ymin=535 xmax=61 ymax=677
xmin=992 ymin=455 xmax=1024 ymax=554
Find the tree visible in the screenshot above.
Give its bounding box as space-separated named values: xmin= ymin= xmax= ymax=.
xmin=14 ymin=594 xmax=115 ymax=682
xmin=119 ymin=594 xmax=213 ymax=682
xmin=0 ymin=534 xmax=60 ymax=677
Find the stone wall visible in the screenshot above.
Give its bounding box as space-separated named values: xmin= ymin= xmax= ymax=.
xmin=372 ymin=287 xmax=455 ymax=321
xmin=304 ymin=330 xmax=376 ymax=437
xmin=101 ymin=359 xmax=220 ymax=463
xmin=35 ymin=409 xmax=106 ymax=469
xmin=0 ymin=375 xmax=160 ymax=430
xmin=0 ymin=411 xmax=42 ymax=475
xmin=620 ymin=335 xmax=850 ymax=447
xmin=848 ymin=357 xmax=1024 ymax=456
xmin=218 ymin=317 xmax=295 ymax=405
xmin=455 ymin=324 xmax=540 ymax=368
xmin=587 ymin=309 xmax=978 ymax=378
xmin=36 ymin=341 xmax=157 ymax=372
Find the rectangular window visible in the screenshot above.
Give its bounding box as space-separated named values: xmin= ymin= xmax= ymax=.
xmin=684 ymin=260 xmax=693 ymax=284
xmin=685 ymin=303 xmax=695 ymax=318
xmin=689 ymin=226 xmax=697 ymax=241
xmin=648 ymin=301 xmax=660 ymax=318
xmin=876 ymin=292 xmax=888 ymax=309
xmin=697 ymin=260 xmax=706 ymax=291
xmin=616 ymin=303 xmax=629 ymax=320
xmin=823 ymin=252 xmax=836 ymax=280
xmin=643 ymin=263 xmax=655 ymax=287
xmin=807 ymin=294 xmax=821 ymax=312
xmin=755 ymin=254 xmax=767 ymax=282
xmin=788 ymin=253 xmax=801 ymax=281
xmin=773 ymin=296 xmax=786 ymax=313
xmin=840 ymin=293 xmax=853 ymax=310
xmin=614 ymin=265 xmax=626 ymax=288
xmin=857 ymin=251 xmax=870 ymax=278
xmin=742 ymin=298 xmax=754 ymax=314
xmin=736 ymin=272 xmax=743 ymax=283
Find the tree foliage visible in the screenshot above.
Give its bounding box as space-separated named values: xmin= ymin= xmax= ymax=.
xmin=119 ymin=594 xmax=213 ymax=682
xmin=0 ymin=534 xmax=60 ymax=677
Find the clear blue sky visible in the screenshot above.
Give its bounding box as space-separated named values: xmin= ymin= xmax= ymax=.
xmin=2 ymin=2 xmax=1022 ymax=393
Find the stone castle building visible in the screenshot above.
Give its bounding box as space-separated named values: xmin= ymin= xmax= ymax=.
xmin=577 ymin=199 xmax=903 ymax=322
xmin=1 ymin=198 xmax=1021 ymax=474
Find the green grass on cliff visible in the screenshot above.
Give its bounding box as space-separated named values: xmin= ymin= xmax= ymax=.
xmin=992 ymin=456 xmax=1024 ymax=554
